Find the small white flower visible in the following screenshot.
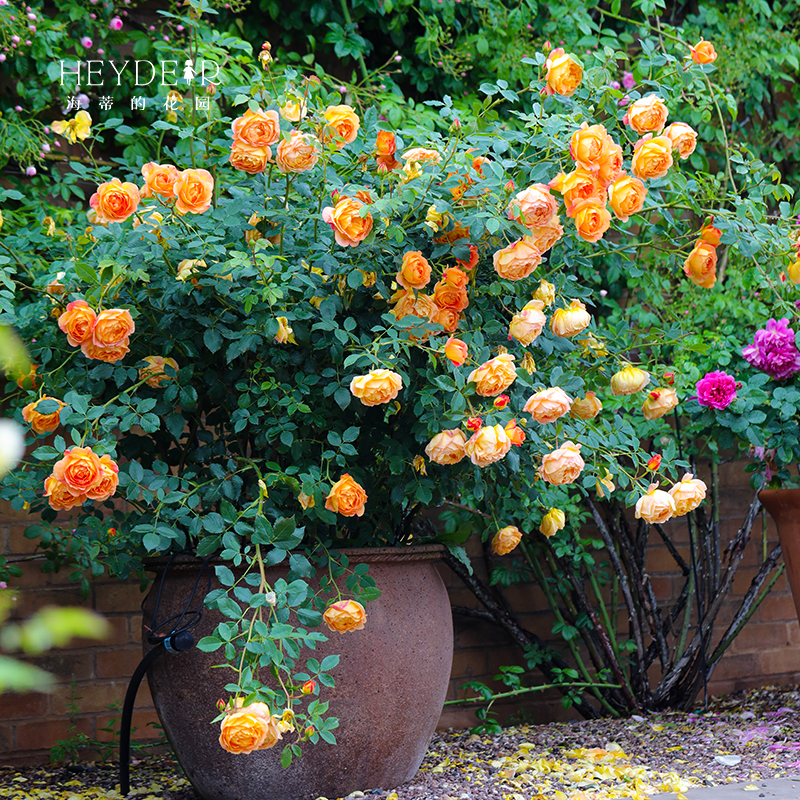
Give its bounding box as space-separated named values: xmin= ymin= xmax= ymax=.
xmin=264 ymin=591 xmax=277 ymax=606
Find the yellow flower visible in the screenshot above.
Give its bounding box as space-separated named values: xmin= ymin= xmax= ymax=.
xmin=51 ymin=110 xmax=92 ymax=144
xmin=610 ymin=365 xmax=650 ymax=396
xmin=42 ymin=216 xmax=56 ymax=236
xmin=532 ymin=279 xmax=556 ymax=308
xmin=298 ymin=492 xmax=315 ymax=509
xmin=596 ymin=470 xmax=615 ymax=498
xmin=539 ymin=508 xmax=565 ymax=538
xmin=425 ymin=205 xmax=449 ymax=232
xmin=412 ymin=455 xmax=427 ymax=475
xmin=275 ymin=317 xmax=297 ymax=345
xmin=520 ymin=352 xmax=537 ymax=374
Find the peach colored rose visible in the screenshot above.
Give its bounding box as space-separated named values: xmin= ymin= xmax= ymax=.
xmin=635 ymin=484 xmax=676 ymax=524
xmin=543 ymin=48 xmax=583 ymax=96
xmin=219 ymin=702 xmax=282 ymax=755
xmin=610 ymin=365 xmax=650 ymax=396
xmin=523 ymin=387 xmax=572 ymax=423
xmin=325 ymin=474 xmax=367 ymax=517
xmin=231 ymin=108 xmax=281 ymax=148
xmin=624 ymin=94 xmax=669 ymax=134
xmin=229 ymin=142 xmax=272 ymax=174
xmin=570 ymin=391 xmax=602 ymax=420
xmin=528 ymin=217 xmax=564 ymax=254
xmin=322 ymin=105 xmax=360 ymax=149
xmin=139 ymin=356 xmax=179 ymax=388
xmin=533 ymin=279 xmax=556 ymax=307
xmin=684 ymin=240 xmax=718 ymax=288
xmin=464 ymin=424 xmax=512 ymax=467
xmin=425 ymin=429 xmax=468 ymax=465
xmin=539 ymin=441 xmax=585 ymax=485
xmin=690 ymin=39 xmax=717 ymax=64
xmin=58 ymin=300 xmax=96 ymax=347
xmin=89 ymin=178 xmax=140 ymax=224
xmin=176 ymin=259 xmax=206 ymax=282
xmin=392 ymin=289 xmax=436 ymax=324
xmin=87 ymin=454 xmax=119 ymax=502
xmin=549 ymin=168 xmax=604 ymax=217
xmin=52 ymin=446 xmax=104 ymax=496
xmin=22 ymin=396 xmax=66 ymax=434
xmin=443 ymin=337 xmax=468 ymax=366
xmin=509 ymin=301 xmax=546 ymax=346
xmin=442 ymin=267 xmax=470 ymax=290
xmin=468 ymin=354 xmax=516 ymax=397
xmin=349 ymin=369 xmax=403 ymax=406
xmin=92 ymin=309 xmax=135 ymax=350
xmin=376 ymin=131 xmax=401 ymax=173
xmin=454 ymin=245 xmax=479 ymax=271
xmin=322 ymin=196 xmax=373 ymax=247
xmin=140 ymin=162 xmax=181 ymax=199
xmin=279 ymin=98 xmax=307 ymax=122
xmin=572 ymin=197 xmax=611 ymax=243
xmin=401 ymin=147 xmax=442 ymax=164
xmin=80 ymin=340 xmax=130 ymax=363
xmin=508 ymin=184 xmax=558 ymax=229
xmin=396 ymin=251 xmax=432 ymax=290
xmin=700 ymin=225 xmax=721 ymax=246
xmin=504 ymin=418 xmax=526 ymax=446
xmin=550 ymin=300 xmax=591 ymax=338
xmin=44 ymin=475 xmax=84 ymax=511
xmin=493 ymin=237 xmax=542 ymax=281
xmin=432 ymin=306 xmax=461 ymax=333
xmin=597 ymin=470 xmax=615 ymax=499
xmin=491 ymin=525 xmax=522 ymax=555
xmin=631 ymin=134 xmax=674 ymax=181
xmin=642 ymin=387 xmax=679 ymax=420
xmin=608 ymin=174 xmax=647 ymax=222
xmin=173 ymin=169 xmax=214 ymax=215
xmin=539 ymin=508 xmax=565 ymax=538
xmin=597 ymin=141 xmax=624 ymax=187
xmin=569 ymin=123 xmax=611 ymax=172
xmin=664 ymin=122 xmax=697 ymax=159
xmin=276 ymin=131 xmax=321 ymax=173
xmin=668 ymin=473 xmax=707 ymax=516
xmin=323 ymin=599 xmax=367 ymax=633
xmin=432 ymin=280 xmax=469 ymax=313
xmin=15 ymin=364 xmax=38 ymax=390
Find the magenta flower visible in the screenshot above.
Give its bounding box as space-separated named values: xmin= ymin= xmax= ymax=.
xmin=622 ymin=71 xmax=636 ymax=90
xmin=696 ymin=370 xmax=737 ymax=409
xmin=742 ymin=318 xmax=800 ymax=380
xmin=109 ymin=16 xmax=123 ymax=31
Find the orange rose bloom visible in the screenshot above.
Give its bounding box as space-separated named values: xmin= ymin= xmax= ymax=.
xmin=432 ymin=280 xmax=469 ymax=312
xmin=569 ymin=124 xmax=611 ymax=172
xmin=642 ymin=387 xmax=679 ymax=420
xmin=52 ymin=446 xmax=104 ymax=496
xmin=550 ymin=299 xmax=591 ymax=337
xmin=523 ymin=387 xmax=572 ymax=424
xmin=425 ymin=429 xmax=468 ymax=465
xmin=509 ymin=300 xmax=546 ymax=346
xmin=432 ymin=306 xmax=461 ymax=333
xmin=81 ymin=340 xmax=130 ymax=363
xmin=58 ymin=300 xmax=97 ymax=347
xmin=140 ymin=163 xmax=181 ymax=199
xmin=173 ymin=169 xmax=214 ymax=215
xmin=376 ymin=131 xmax=401 ymax=173
xmin=570 ymin=391 xmax=603 ymax=420
xmin=87 ymin=454 xmax=119 ymax=502
xmin=690 ymin=39 xmax=717 ymax=64
xmin=139 ymin=356 xmax=179 ymax=388
xmin=631 ymin=135 xmax=674 ymax=181
xmin=92 ymin=308 xmax=135 ymax=350
xmin=464 ymin=424 xmax=512 ymax=467
xmin=442 ymin=266 xmax=470 ymax=290
xmin=397 ymin=251 xmax=432 ymax=290
xmin=15 ymin=364 xmax=38 ymax=390
xmin=392 ymin=289 xmax=436 ymax=324
xmin=276 ymin=131 xmax=321 ymax=173
xmin=22 ymin=396 xmax=66 ymax=434
xmin=540 ymin=508 xmax=566 ymax=539
xmin=508 ymin=184 xmax=558 ymax=229
xmin=322 ymin=105 xmax=360 ymax=149
xmin=608 ymin=174 xmax=647 ymax=222
xmin=229 ymin=142 xmax=272 ymax=174
xmin=467 ymin=354 xmax=517 ymax=397
xmin=504 ymin=418 xmax=526 ymax=446
xmin=89 ymin=178 xmax=140 ymax=224
xmin=493 ymin=237 xmax=542 ymax=281
xmin=539 ymin=441 xmax=585 ymax=485
xmin=231 ymin=108 xmax=281 ymax=148
xmin=623 ymin=94 xmax=669 ymax=134
xmin=219 ymin=702 xmax=282 ymax=755
xmin=610 ymin=366 xmax=650 ymax=396
xmin=664 ymin=122 xmax=697 ymax=159
xmin=349 ymin=369 xmax=403 ymax=406
xmin=700 ymin=225 xmax=721 ymax=246
xmin=543 ymin=48 xmax=583 ymax=96
xmin=322 ymin=196 xmax=373 ymax=248
xmin=323 ymin=599 xmax=367 ymax=633
xmin=454 ymin=245 xmax=479 ymax=270
xmin=684 ymin=241 xmax=718 ymax=288
xmin=325 ymin=474 xmax=368 ymax=517
xmin=528 ymin=217 xmax=564 ymax=254
xmin=550 ymin=168 xmax=604 ymax=217
xmin=635 ymin=484 xmax=676 ymax=524
xmin=572 ymin=197 xmax=611 ymax=243
xmin=669 ymin=473 xmax=708 ymax=516
xmin=491 ymin=525 xmax=523 ymax=556
xmin=44 ymin=475 xmax=84 ymax=511
xmin=443 ymin=337 xmax=468 ymax=366
xmin=597 ymin=141 xmax=624 ymax=187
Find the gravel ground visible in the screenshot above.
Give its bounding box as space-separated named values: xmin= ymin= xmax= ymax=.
xmin=1 ymin=686 xmax=798 ymax=800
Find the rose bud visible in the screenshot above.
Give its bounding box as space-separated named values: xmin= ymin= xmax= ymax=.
xmin=494 ymin=394 xmax=510 ymax=410
xmin=466 ymin=416 xmax=483 ymax=432
xmin=646 ymin=454 xmax=662 ymax=471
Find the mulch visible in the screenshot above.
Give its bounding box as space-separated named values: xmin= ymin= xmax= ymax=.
xmin=1 ymin=686 xmax=798 ymax=800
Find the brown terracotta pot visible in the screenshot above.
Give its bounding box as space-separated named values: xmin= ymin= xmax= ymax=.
xmin=759 ymin=488 xmax=800 ymax=619
xmin=141 ymin=545 xmax=453 ymax=800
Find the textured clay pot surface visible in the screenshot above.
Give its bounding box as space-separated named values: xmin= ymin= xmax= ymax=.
xmin=759 ymin=488 xmax=800 ymax=620
xmin=141 ymin=545 xmax=454 ymax=800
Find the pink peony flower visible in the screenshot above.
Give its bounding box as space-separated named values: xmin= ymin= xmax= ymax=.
xmin=742 ymin=318 xmax=800 ymax=380
xmin=696 ymin=370 xmax=737 ymax=409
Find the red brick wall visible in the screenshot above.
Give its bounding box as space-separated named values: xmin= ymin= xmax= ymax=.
xmin=1 ymin=461 xmax=799 ymax=763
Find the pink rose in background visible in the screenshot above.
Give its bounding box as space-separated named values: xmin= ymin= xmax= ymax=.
xmin=622 ymin=71 xmax=636 ymax=90
xmin=696 ymin=370 xmax=737 ymax=409
xmin=742 ymin=318 xmax=800 ymax=380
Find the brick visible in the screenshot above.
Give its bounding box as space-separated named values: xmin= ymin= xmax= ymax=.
xmin=5 ymin=560 xmax=49 ymax=587
xmin=130 ymin=613 xmax=143 ymax=643
xmin=14 ymin=717 xmax=94 ymax=752
xmin=29 ymin=652 xmax=93 ymax=682
xmin=0 ymin=498 xmax=38 ymax=523
xmin=757 ymin=647 xmax=800 ymax=678
xmin=788 ymin=619 xmax=800 ymax=645
xmin=96 ymin=709 xmax=162 ymax=743
xmin=710 ymin=651 xmax=758 ymax=683
xmin=729 ymin=621 xmax=789 ymax=653
xmin=0 ymin=523 xmax=8 ymax=554
xmin=72 ymin=616 xmax=128 ymax=649
xmin=0 ymin=691 xmax=49 ymax=721
xmin=11 ymin=586 xmax=88 ymax=620
xmin=449 ymin=649 xmax=487 ymax=685
xmin=94 ymin=581 xmax=147 ymax=613
xmin=646 ymin=543 xmax=690 ymax=574
xmin=96 ymin=646 xmax=144 ymax=678
xmin=52 ymin=681 xmax=128 ymax=716
xmin=0 ymin=724 xmax=13 ymax=752
xmin=454 ymin=619 xmax=511 ymax=650
xmin=758 ymin=591 xmax=799 ymax=622
xmin=7 ymin=524 xmax=45 ymax=555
